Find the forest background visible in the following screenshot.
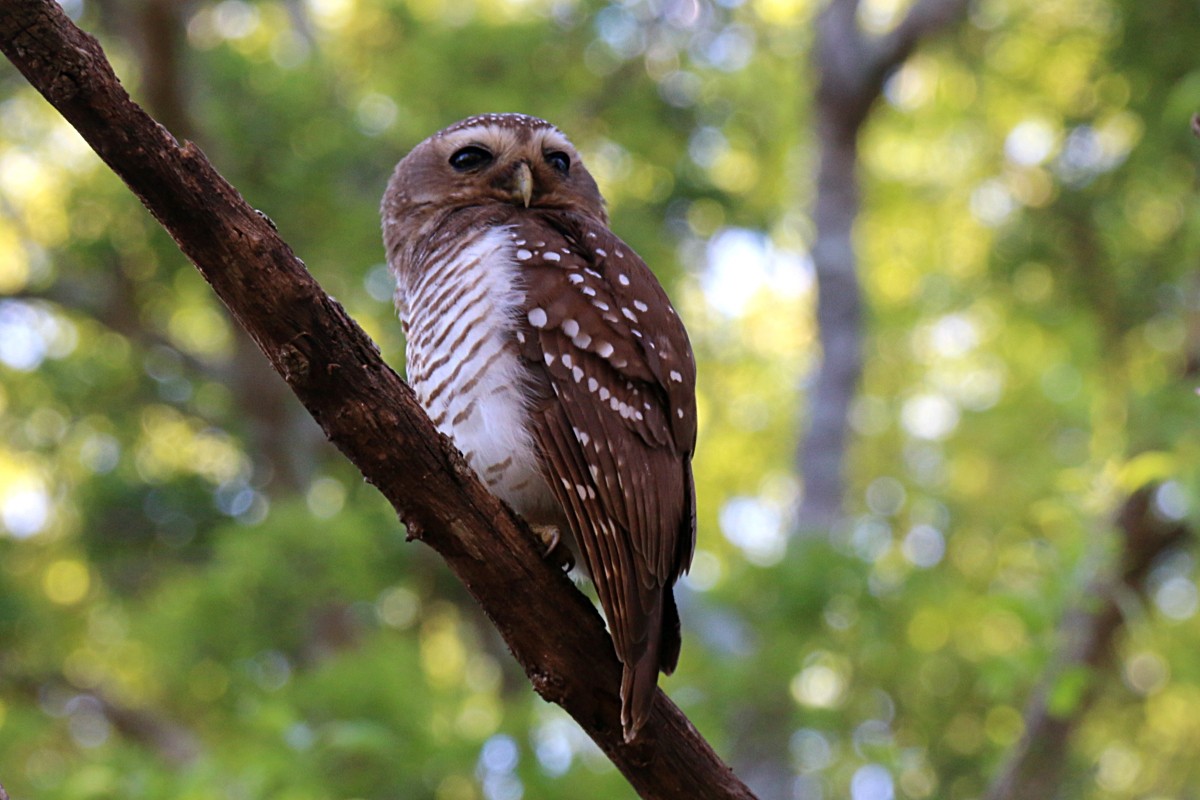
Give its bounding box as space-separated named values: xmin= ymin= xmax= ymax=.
xmin=1 ymin=0 xmax=1198 ymax=798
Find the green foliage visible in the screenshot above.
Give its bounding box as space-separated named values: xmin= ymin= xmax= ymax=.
xmin=2 ymin=0 xmax=1200 ymax=798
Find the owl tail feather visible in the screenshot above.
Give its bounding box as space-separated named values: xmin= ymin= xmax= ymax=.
xmin=620 ymin=639 xmax=661 ymax=743
xmin=620 ymin=589 xmax=681 ymax=742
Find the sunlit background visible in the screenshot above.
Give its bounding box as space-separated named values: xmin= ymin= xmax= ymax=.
xmin=1 ymin=0 xmax=1199 ymax=798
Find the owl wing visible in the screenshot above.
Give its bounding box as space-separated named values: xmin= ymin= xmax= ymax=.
xmin=507 ymin=212 xmax=696 ymax=736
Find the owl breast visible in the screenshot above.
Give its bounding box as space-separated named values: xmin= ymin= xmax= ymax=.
xmin=398 ymin=226 xmax=561 ymax=526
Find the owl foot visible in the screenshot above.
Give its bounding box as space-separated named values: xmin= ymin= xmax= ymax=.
xmin=533 ymin=524 xmax=574 ymax=572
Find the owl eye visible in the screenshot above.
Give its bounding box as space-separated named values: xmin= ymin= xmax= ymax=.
xmin=449 ymin=146 xmax=494 ymax=172
xmin=544 ymin=151 xmax=570 ymax=175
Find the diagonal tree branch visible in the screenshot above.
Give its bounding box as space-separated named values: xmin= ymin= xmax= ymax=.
xmin=0 ymin=2 xmax=755 ymax=797
xmin=985 ymin=485 xmax=1192 ymax=800
xmin=874 ymin=0 xmax=973 ymax=80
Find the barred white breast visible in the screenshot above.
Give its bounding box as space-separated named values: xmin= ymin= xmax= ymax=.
xmin=396 ymin=226 xmax=562 ymax=528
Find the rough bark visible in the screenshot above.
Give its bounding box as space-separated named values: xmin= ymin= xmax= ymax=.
xmin=985 ymin=486 xmax=1191 ymax=800
xmin=0 ymin=3 xmax=755 ymax=798
xmin=798 ymin=0 xmax=970 ymax=527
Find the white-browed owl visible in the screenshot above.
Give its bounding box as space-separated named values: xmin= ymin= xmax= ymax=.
xmin=381 ymin=113 xmax=696 ymax=741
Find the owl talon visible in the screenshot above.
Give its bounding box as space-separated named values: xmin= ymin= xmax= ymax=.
xmin=534 ymin=524 xmax=574 ymax=572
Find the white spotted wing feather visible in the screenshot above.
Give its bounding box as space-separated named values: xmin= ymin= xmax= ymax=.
xmin=512 ymin=211 xmax=697 ymax=737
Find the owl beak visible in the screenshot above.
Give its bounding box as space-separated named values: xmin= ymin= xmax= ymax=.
xmin=511 ymin=162 xmax=533 ymax=208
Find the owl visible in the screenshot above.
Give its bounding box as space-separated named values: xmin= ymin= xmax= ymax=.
xmin=381 ymin=113 xmax=696 ymax=741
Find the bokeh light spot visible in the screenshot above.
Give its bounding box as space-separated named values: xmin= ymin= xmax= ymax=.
xmin=44 ymin=559 xmax=90 ymax=605
xmin=791 ymin=654 xmax=850 ymax=709
xmin=907 ymin=608 xmax=950 ymax=652
xmin=306 ymin=476 xmax=346 ymax=518
xmin=851 ymin=763 xmax=894 ymax=800
xmin=984 ymin=705 xmax=1024 ymax=746
xmin=1123 ymin=651 xmax=1169 ymax=696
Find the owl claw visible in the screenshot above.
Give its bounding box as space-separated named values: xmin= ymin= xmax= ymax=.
xmin=534 ymin=524 xmax=575 ymax=572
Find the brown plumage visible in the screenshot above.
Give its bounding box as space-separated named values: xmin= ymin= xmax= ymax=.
xmin=381 ymin=113 xmax=696 ymax=740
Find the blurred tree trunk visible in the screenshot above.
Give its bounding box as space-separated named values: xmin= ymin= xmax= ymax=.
xmin=94 ymin=0 xmax=325 ymax=495
xmin=730 ymin=3 xmax=973 ymax=792
xmin=797 ymin=0 xmax=970 ymax=528
xmin=94 ymin=0 xmax=195 ymax=142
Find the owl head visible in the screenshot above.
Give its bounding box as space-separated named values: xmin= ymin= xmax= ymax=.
xmin=383 ymin=113 xmax=607 ymax=235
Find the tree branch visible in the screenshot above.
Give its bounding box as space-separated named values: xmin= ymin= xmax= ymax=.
xmin=0 ymin=2 xmax=755 ymax=797
xmin=8 ymin=672 xmax=203 ymax=766
xmin=984 ymin=485 xmax=1191 ymax=800
xmin=874 ymin=0 xmax=971 ymax=79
